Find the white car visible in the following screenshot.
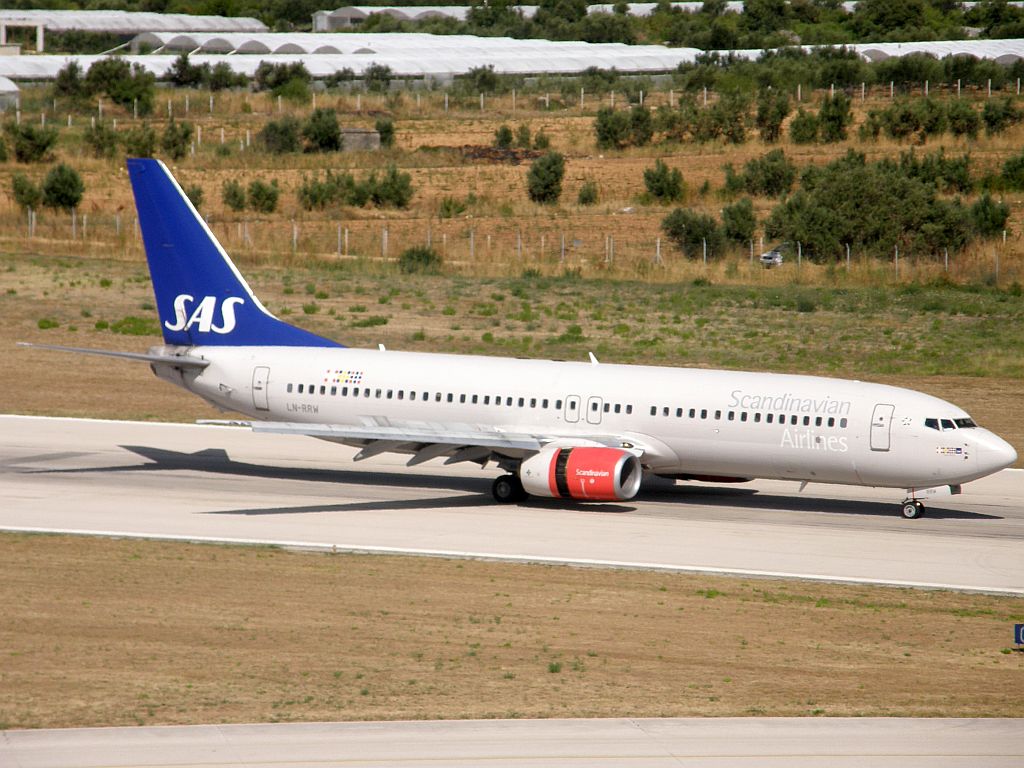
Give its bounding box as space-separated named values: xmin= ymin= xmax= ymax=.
xmin=759 ymin=246 xmax=785 ymax=267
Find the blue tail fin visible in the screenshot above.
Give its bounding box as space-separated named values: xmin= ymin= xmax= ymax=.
xmin=127 ymin=158 xmax=341 ymax=348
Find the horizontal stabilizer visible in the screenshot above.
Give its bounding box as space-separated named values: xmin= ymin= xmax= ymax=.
xmin=17 ymin=342 xmax=210 ymax=368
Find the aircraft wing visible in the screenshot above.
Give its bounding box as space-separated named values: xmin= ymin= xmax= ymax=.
xmin=198 ymin=418 xmax=648 ymax=467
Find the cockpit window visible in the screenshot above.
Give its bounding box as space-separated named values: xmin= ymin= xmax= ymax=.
xmin=941 ymin=419 xmax=956 ymax=431
xmin=954 ymin=418 xmax=977 ymax=428
xmin=924 ymin=418 xmax=939 ymax=430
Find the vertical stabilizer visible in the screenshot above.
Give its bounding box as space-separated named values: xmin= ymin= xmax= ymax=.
xmin=127 ymin=158 xmax=341 ymax=348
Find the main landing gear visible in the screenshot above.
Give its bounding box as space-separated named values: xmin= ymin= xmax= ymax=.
xmin=900 ymin=499 xmax=926 ymax=519
xmin=492 ymin=474 xmax=528 ymax=504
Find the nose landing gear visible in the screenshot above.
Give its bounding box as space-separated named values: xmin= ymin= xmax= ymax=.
xmin=900 ymin=499 xmax=925 ymax=519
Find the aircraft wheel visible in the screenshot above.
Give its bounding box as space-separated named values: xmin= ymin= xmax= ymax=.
xmin=492 ymin=474 xmax=526 ymax=504
xmin=901 ymin=500 xmax=925 ymax=519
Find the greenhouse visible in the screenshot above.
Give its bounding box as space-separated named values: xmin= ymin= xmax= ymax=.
xmin=0 ymin=10 xmax=266 ymax=35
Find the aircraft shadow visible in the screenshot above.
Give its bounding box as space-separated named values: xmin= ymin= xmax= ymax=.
xmin=21 ymin=445 xmax=999 ymax=520
xmin=636 ymin=485 xmax=1000 ymax=520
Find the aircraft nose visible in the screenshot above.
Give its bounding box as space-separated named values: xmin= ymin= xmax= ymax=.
xmin=977 ymin=432 xmax=1018 ymax=474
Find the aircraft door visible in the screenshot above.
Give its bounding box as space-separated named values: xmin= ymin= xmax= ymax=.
xmin=870 ymin=403 xmax=895 ymax=451
xmin=586 ymin=396 xmax=604 ymax=425
xmin=252 ymin=366 xmax=270 ymax=411
xmin=564 ymin=395 xmax=580 ymax=423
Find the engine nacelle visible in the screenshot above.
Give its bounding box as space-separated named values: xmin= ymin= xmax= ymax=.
xmin=520 ymin=446 xmax=642 ymax=501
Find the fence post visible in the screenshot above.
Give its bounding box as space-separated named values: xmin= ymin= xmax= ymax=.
xmin=292 ymin=221 xmax=298 ymax=253
xmin=925 ymin=80 xmax=928 ymax=97
xmin=115 ymin=212 xmax=120 ymax=237
xmin=442 ymin=233 xmax=447 ymax=257
xmin=890 ymin=81 xmax=894 ymax=99
xmin=469 ymin=229 xmax=475 ymax=259
xmin=944 ymin=247 xmax=948 ymax=272
xmin=957 ymin=79 xmax=961 ymax=98
xmin=988 ymin=79 xmax=992 ymax=97
xmin=894 ymin=244 xmax=899 ymax=276
xmin=702 ymin=238 xmax=707 ymax=265
xmin=185 ymin=94 xmax=189 ymax=115
xmin=657 ymin=237 xmax=662 ymax=265
xmin=209 ymin=94 xmax=214 ymax=114
xmin=444 ymin=93 xmax=448 ymax=113
xmin=512 ymin=88 xmax=516 ymax=113
xmin=846 ymin=242 xmax=850 ymax=270
xmin=561 ymin=233 xmax=566 ymax=262
xmin=580 ymin=87 xmax=584 ymax=110
xmin=71 ymin=208 xmax=77 ymax=239
xmin=517 ymin=230 xmax=522 ymax=260
xmin=344 ymin=227 xmax=349 ymax=256
xmin=669 ymin=88 xmax=674 ymax=107
xmin=797 ymin=84 xmax=801 ymax=102
xmin=861 ymin=82 xmax=865 ymax=101
xmin=830 ymin=83 xmax=834 ymax=98
xmin=480 ymin=92 xmax=484 ymax=111
xmin=703 ymin=86 xmax=708 ymax=106
xmin=337 ymin=224 xmax=342 ymax=256
xmin=797 ymin=241 xmax=802 ymax=267
xmin=382 ymin=225 xmax=388 ymax=259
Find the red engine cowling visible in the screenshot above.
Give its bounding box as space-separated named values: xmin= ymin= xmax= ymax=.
xmin=520 ymin=446 xmax=642 ymax=501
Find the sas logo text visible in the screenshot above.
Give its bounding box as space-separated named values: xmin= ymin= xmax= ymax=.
xmin=165 ymin=294 xmax=244 ymax=334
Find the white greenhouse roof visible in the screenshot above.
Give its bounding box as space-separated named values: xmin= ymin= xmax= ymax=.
xmin=2 ymin=36 xmax=1023 ymax=82
xmin=0 ymin=75 xmax=19 ymax=93
xmin=0 ymin=10 xmax=266 ymax=35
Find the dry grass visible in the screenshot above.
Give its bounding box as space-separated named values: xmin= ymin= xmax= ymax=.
xmin=0 ymin=532 xmax=1020 ymax=729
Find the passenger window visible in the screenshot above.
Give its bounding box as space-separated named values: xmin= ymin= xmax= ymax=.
xmin=519 ymin=397 xmax=525 ymax=407
xmin=363 ymin=388 xmax=370 ymax=397
xmin=342 ymin=387 xmax=348 ymax=396
xmin=728 ymin=411 xmax=735 ymax=421
xmin=387 ymin=390 xmax=393 ymax=399
xmin=603 ymin=402 xmax=610 ymax=413
xmin=531 ymin=398 xmax=537 ymax=408
xmin=543 ymin=399 xmax=549 ymax=408
xmin=689 ymin=408 xmax=695 ymax=418
xmin=375 ymin=389 xmax=382 ymax=399
xmin=507 ymin=397 xmax=513 ymax=406
xmin=287 ymin=383 xmax=293 ymax=393
xmin=815 ymin=416 xmax=822 ymax=426
xmin=472 ymin=395 xmax=478 ymax=404
xmin=802 ymin=416 xmax=810 ymax=426
xmin=650 ymin=406 xmax=656 ymax=416
xmin=614 ymin=404 xmax=621 ymax=414
xmin=397 ymin=391 xmax=404 ymax=400
xmin=556 ymin=400 xmax=563 ymax=409
xmin=435 ymin=392 xmax=441 ymax=402
xmin=318 ymin=386 xmax=324 ymax=395
xmin=827 ymin=417 xmax=835 ymax=427
xmin=309 ymin=384 xmax=314 ymax=393
xmin=459 ymin=394 xmax=466 ymax=403
xmin=423 ymin=392 xmax=429 ymax=401
xmin=447 ymin=393 xmax=454 ymax=403
xmin=484 ymin=395 xmax=490 ymax=405
xmin=790 ymin=415 xmax=798 ymax=425
xmin=741 ymin=412 xmax=748 ymax=422
xmin=626 ymin=405 xmax=633 ymax=415
xmin=676 ymin=407 xmax=683 ymax=417
xmin=701 ymin=409 xmax=707 ymax=419
xmin=767 ymin=413 xmax=773 ymax=424
xmin=663 ymin=407 xmax=669 ymax=417
xmin=331 ymin=386 xmax=337 ymax=396
xmin=297 ymin=384 xmax=304 ymax=394
xmin=715 ymin=410 xmax=721 ymax=420
xmin=754 ymin=413 xmax=761 ymax=423
xmin=840 ymin=418 xmax=848 ymax=428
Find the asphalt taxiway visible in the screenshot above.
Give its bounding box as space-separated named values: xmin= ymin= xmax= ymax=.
xmin=1 ymin=415 xmax=1022 ymax=593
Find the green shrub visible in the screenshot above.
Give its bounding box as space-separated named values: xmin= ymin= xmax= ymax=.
xmin=302 ymin=108 xmax=342 ymax=152
xmin=260 ymin=116 xmax=301 ymax=154
xmin=185 ymin=184 xmax=203 ymax=209
xmin=643 ymin=159 xmax=684 ymax=203
xmin=375 ymin=117 xmax=395 ymax=148
xmin=160 ymin=118 xmax=193 ymax=161
xmin=123 ymin=124 xmax=156 ymax=158
xmin=439 ymin=196 xmax=467 ymax=218
xmin=83 ymin=120 xmax=118 ymax=159
xmin=11 ymin=174 xmax=42 ymax=211
xmin=494 ymin=124 xmax=513 ymax=149
xmin=222 ymin=179 xmax=246 ymax=211
xmin=533 ymin=130 xmax=551 ymax=149
xmin=947 ymin=100 xmax=980 ymax=139
xmin=983 ymin=97 xmax=1021 ymax=136
xmin=247 ymin=179 xmax=279 ymax=214
xmin=629 ymin=105 xmax=654 ymax=146
xmin=515 ymin=124 xmax=531 ymax=149
xmin=37 ymin=318 xmax=59 ymax=330
xmin=110 ymin=315 xmax=158 ymax=336
xmin=3 ymin=122 xmax=59 ymax=163
xmin=369 ymin=165 xmax=413 ymax=208
xmin=818 ymin=93 xmax=852 ymax=143
xmin=789 ymin=108 xmax=818 ymax=144
xmin=255 ymin=62 xmax=311 ymax=92
xmin=364 ymin=63 xmax=393 ymax=93
xmin=755 ymin=88 xmax=790 ymax=143
xmin=722 ymin=197 xmax=756 ymax=243
xmin=85 ymin=58 xmax=155 ymax=115
xmin=594 ymin=107 xmax=630 ymax=149
xmin=971 ymin=192 xmax=1010 ymax=236
xmin=352 ymin=315 xmax=389 ymax=327
xmin=662 ymin=208 xmax=724 ymax=258
xmin=527 ymin=151 xmax=565 ymax=204
xmin=398 ymin=246 xmax=442 ymax=274
xmin=577 ymin=180 xmax=598 ymax=205
xmin=42 ymin=164 xmax=84 ymax=212
xmin=741 ymin=149 xmax=796 ymax=197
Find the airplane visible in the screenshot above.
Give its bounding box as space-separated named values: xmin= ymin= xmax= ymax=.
xmin=19 ymin=158 xmax=1018 ymax=519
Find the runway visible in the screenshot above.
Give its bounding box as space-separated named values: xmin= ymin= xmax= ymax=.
xmin=2 ymin=415 xmax=1022 ymax=593
xmin=2 ymin=718 xmax=1022 ymax=768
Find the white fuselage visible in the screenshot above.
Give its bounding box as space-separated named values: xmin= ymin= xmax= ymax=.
xmin=159 ymin=346 xmax=1016 ymax=491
